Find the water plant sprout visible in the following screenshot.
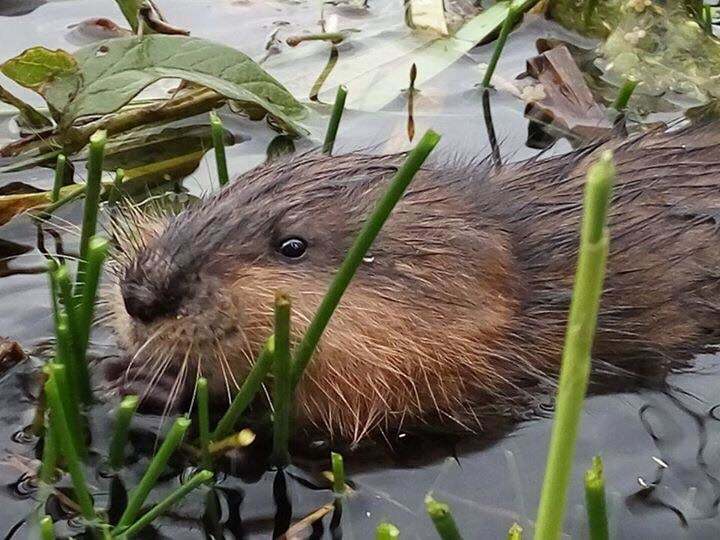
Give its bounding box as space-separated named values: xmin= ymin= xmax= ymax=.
xmin=481 ymin=3 xmax=523 ymax=88
xmin=323 ymin=84 xmax=348 ymax=154
xmin=585 ymin=456 xmax=609 ymax=540
xmin=425 ymin=494 xmax=464 ymax=540
xmin=210 ymin=111 xmax=229 ymax=186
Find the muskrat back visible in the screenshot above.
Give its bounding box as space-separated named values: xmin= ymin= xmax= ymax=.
xmin=104 ymin=123 xmax=720 ymax=443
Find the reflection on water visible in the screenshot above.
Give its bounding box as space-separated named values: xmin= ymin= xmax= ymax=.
xmin=1 ymin=0 xmax=720 ymax=538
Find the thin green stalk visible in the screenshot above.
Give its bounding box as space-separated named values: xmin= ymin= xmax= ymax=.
xmin=508 ymin=523 xmax=523 ymax=540
xmin=78 ymin=236 xmax=109 ymax=353
xmin=118 ymin=469 xmax=214 ymax=538
xmin=40 ymin=516 xmax=55 ymax=540
xmin=108 ymin=168 xmax=125 ymax=206
xmin=322 ymin=85 xmax=348 ymax=155
xmin=534 ymin=152 xmax=615 ymax=540
xmin=45 ymin=362 xmax=86 ymax=460
xmin=197 ymin=377 xmax=211 ymax=469
xmin=272 ymin=292 xmax=292 ymax=467
xmin=611 ymin=79 xmax=638 ymax=112
xmin=40 ymin=409 xmax=58 ymax=484
xmin=109 ymin=395 xmax=139 ymax=470
xmin=208 ymin=429 xmax=255 ymax=455
xmin=376 ymin=522 xmax=400 ymax=539
xmin=114 ymin=416 xmax=191 ymax=530
xmin=425 ymin=495 xmax=463 ymax=540
xmin=585 ymin=456 xmax=609 ymax=540
xmin=331 ymin=451 xmax=346 ymax=495
xmin=210 ymin=111 xmax=229 ymax=187
xmin=211 ymin=338 xmax=275 ymax=440
xmin=51 ymin=155 xmax=66 ymax=203
xmin=481 ymin=5 xmax=521 ymax=88
xmin=703 ymin=4 xmax=713 ymax=33
xmin=44 ymin=372 xmax=96 ymax=521
xmin=290 ymin=129 xmax=441 ymax=389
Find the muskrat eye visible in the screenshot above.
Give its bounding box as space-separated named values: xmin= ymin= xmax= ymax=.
xmin=278 ymin=237 xmax=307 ymax=259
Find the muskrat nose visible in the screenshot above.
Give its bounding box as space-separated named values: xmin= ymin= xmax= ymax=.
xmin=122 ymin=281 xmax=180 ymax=323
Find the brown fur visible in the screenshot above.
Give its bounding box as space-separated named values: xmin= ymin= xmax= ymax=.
xmin=103 ymin=124 xmax=720 ymax=444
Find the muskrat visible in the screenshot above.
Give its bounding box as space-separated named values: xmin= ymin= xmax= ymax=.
xmin=103 ymin=123 xmax=720 ymax=444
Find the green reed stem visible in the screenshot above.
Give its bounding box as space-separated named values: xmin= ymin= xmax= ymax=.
xmin=51 ymin=154 xmax=66 ymax=203
xmin=76 ymin=130 xmax=106 ymax=298
xmin=210 ymin=111 xmax=229 ymax=187
xmin=322 ymin=85 xmax=348 ymax=155
xmin=118 ymin=469 xmax=214 ymax=538
xmin=290 ymin=129 xmax=440 ymax=389
xmin=45 ymin=362 xmax=86 ymax=460
xmin=40 ymin=516 xmax=55 ymax=540
xmin=109 ymin=395 xmax=139 ymax=470
xmin=376 ymin=522 xmax=400 ymax=539
xmin=197 ymin=378 xmax=211 ymax=469
xmin=78 ymin=236 xmax=108 ymax=351
xmin=115 ymin=416 xmax=191 ymax=530
xmin=508 ymin=523 xmax=523 ymax=540
xmin=703 ymin=4 xmax=713 ymax=33
xmin=611 ymin=79 xmax=638 ymax=112
xmin=108 ymin=168 xmax=125 ymax=206
xmin=534 ymin=151 xmax=615 ymax=540
xmin=585 ymin=456 xmax=609 ymax=540
xmin=211 ymin=338 xmax=275 ymax=440
xmin=40 ymin=409 xmax=58 ymax=484
xmin=208 ymin=429 xmax=255 ymax=455
xmin=44 ymin=371 xmax=96 ymax=521
xmin=331 ymin=451 xmax=346 ymax=495
xmin=272 ymin=292 xmax=292 ymax=467
xmin=425 ymin=495 xmax=463 ymax=540
xmin=481 ymin=5 xmax=521 ymax=88
xmin=55 ymin=265 xmax=93 ymax=405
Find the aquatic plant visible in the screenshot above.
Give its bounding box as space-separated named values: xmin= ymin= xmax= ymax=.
xmin=209 ymin=111 xmax=230 ymax=187
xmin=585 ymin=456 xmax=609 ymax=540
xmin=425 ymin=494 xmax=464 ymax=540
xmin=323 ymin=85 xmax=348 ymax=155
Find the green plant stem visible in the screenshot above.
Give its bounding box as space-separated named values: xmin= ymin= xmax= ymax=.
xmin=290 ymin=129 xmax=441 ymax=390
xmin=109 ymin=395 xmax=139 ymax=470
xmin=376 ymin=522 xmax=400 ymax=539
xmin=534 ymin=151 xmax=615 ymax=540
xmin=585 ymin=456 xmax=609 ymax=540
xmin=211 ymin=338 xmax=275 ymax=440
xmin=118 ymin=470 xmax=214 ymax=538
xmin=286 ymin=32 xmax=347 ymax=46
xmin=272 ymin=293 xmax=292 ymax=467
xmin=508 ymin=523 xmax=523 ymax=540
xmin=425 ymin=495 xmax=463 ymax=540
xmin=40 ymin=516 xmax=55 ymax=540
xmin=703 ymin=4 xmax=713 ymax=33
xmin=210 ymin=111 xmax=229 ymax=187
xmin=331 ymin=451 xmax=346 ymax=495
xmin=108 ymin=168 xmax=125 ymax=206
xmin=44 ymin=372 xmax=96 ymax=521
xmin=481 ymin=5 xmax=521 ymax=88
xmin=208 ymin=429 xmax=255 ymax=455
xmin=115 ymin=416 xmax=191 ymax=530
xmin=611 ymin=79 xmax=638 ymax=112
xmin=45 ymin=362 xmax=86 ymax=460
xmin=79 ymin=236 xmax=108 ymax=352
xmin=197 ymin=378 xmax=211 ymax=469
xmin=322 ymin=85 xmax=348 ymax=155
xmin=40 ymin=409 xmax=58 ymax=484
xmin=51 ymin=155 xmax=66 ymax=203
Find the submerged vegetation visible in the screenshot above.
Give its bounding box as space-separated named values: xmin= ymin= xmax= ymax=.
xmin=0 ymin=0 xmax=718 ymax=537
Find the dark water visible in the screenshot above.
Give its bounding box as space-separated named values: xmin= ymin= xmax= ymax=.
xmin=2 ymin=0 xmax=720 ymax=538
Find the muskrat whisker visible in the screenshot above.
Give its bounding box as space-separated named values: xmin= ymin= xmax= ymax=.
xmin=122 ymin=325 xmax=170 ymax=384
xmin=213 ymin=349 xmax=233 ymax=406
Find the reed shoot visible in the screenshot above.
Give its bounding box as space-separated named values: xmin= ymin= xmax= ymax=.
xmin=115 ymin=416 xmax=191 ymax=530
xmin=323 ymin=84 xmax=348 ymax=155
xmin=290 ymin=129 xmax=441 ymax=389
xmin=118 ymin=469 xmax=214 ymax=538
xmin=508 ymin=523 xmax=523 ymax=540
xmin=108 ymin=395 xmax=139 ymax=470
xmin=78 ymin=237 xmax=109 ymax=352
xmin=481 ymin=5 xmax=521 ymax=88
xmin=534 ymin=151 xmax=615 ymax=540
xmin=40 ymin=409 xmax=58 ymax=484
xmin=51 ymin=154 xmax=66 ymax=203
xmin=585 ymin=456 xmax=609 ymax=540
xmin=208 ymin=429 xmax=256 ymax=455
xmin=40 ymin=516 xmax=55 ymax=540
xmin=376 ymin=522 xmax=400 ymax=539
xmin=425 ymin=494 xmax=463 ymax=540
xmin=210 ymin=111 xmax=230 ymax=187
xmin=331 ymin=451 xmax=346 ymax=495
xmin=45 ymin=362 xmax=86 ymax=460
xmin=611 ymin=79 xmax=638 ymax=112
xmin=211 ymin=337 xmax=274 ymax=440
xmin=197 ymin=377 xmax=212 ymax=469
xmin=108 ymin=168 xmax=125 ymax=206
xmin=272 ymin=293 xmax=292 ymax=466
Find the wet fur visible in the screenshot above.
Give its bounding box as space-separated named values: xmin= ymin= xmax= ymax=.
xmin=103 ymin=124 xmax=720 ymax=444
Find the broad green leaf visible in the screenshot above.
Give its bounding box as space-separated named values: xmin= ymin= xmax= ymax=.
xmin=0 ymin=47 xmax=78 ymax=91
xmin=41 ymin=35 xmax=305 ymax=132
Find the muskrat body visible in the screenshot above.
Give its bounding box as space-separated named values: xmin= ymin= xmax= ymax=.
xmin=105 ymin=124 xmax=720 ymax=443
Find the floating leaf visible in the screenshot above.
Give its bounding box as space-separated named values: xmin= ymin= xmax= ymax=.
xmin=37 ymin=35 xmax=305 ymax=132
xmin=0 ymin=47 xmax=78 ymax=92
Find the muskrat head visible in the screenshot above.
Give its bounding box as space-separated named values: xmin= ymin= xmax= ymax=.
xmin=104 ymin=152 xmax=523 ymax=442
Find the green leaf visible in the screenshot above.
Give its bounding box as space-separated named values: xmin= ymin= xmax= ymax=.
xmin=41 ymin=35 xmax=305 ymax=132
xmin=0 ymin=47 xmax=78 ymax=91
